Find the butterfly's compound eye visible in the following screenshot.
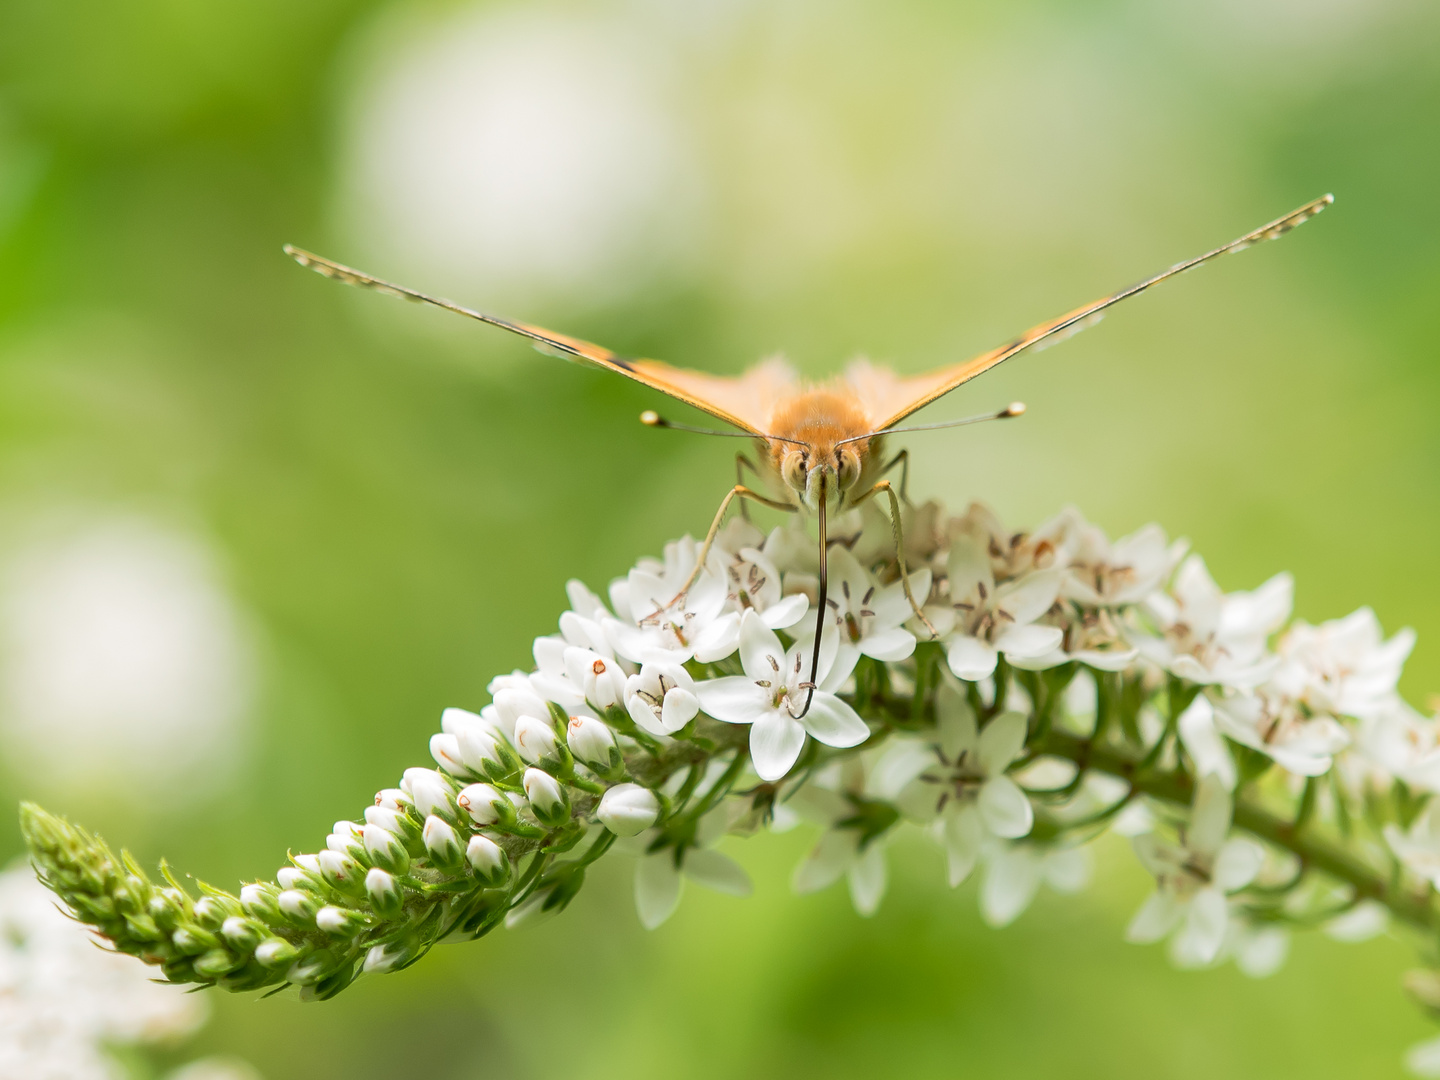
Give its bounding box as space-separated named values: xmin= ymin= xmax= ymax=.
xmin=836 ymin=446 xmax=862 ymax=492
xmin=779 ymin=449 xmax=808 ymax=494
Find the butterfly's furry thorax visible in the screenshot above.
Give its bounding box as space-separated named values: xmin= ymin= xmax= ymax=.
xmin=764 ymin=387 xmax=882 ymax=512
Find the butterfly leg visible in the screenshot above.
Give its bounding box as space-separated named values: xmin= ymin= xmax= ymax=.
xmin=876 ymin=449 xmax=912 ymax=505
xmin=668 ymin=484 xmax=797 ymax=608
xmin=851 ymin=480 xmax=938 ymax=638
xmin=734 ymin=454 xmax=765 ymax=521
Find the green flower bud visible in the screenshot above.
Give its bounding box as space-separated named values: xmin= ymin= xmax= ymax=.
xmin=221 ymin=916 xmax=264 ymax=952
xmin=523 ymin=768 xmax=571 ymax=828
xmin=365 ymin=867 xmax=404 ymax=919
xmin=363 ymin=824 xmax=411 ymax=875
xmin=254 ymin=938 xmax=301 ymax=969
xmin=465 ymin=834 xmax=511 ymax=888
xmin=422 ymin=815 xmax=466 ymax=872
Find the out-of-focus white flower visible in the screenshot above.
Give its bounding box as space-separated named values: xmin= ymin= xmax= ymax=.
xmin=1133 ymin=556 xmax=1290 ymax=690
xmin=940 ymin=535 xmax=1064 ymax=680
xmin=0 ymin=863 xmax=209 ymax=1080
xmin=1224 ymin=920 xmax=1290 ymax=978
xmin=948 ymin=503 xmax=1074 ymax=582
xmin=1126 ymin=775 xmax=1264 ymax=967
xmin=1350 ymin=700 xmax=1440 ymax=793
xmin=978 ymin=842 xmax=1091 ymax=927
xmin=339 ymin=6 xmax=698 ymax=304
xmin=695 ymin=611 xmax=869 ymax=781
xmin=1385 ymin=802 xmax=1440 ymax=887
xmin=1061 ymin=514 xmax=1185 ymax=607
xmin=1179 ymin=691 xmax=1350 ymax=785
xmin=0 ymin=514 xmax=255 ymax=806
xmin=897 ymin=680 xmax=1035 ymax=886
xmin=1273 ymin=607 xmax=1414 ymax=721
xmin=819 ymin=545 xmax=929 ymax=677
xmin=792 ymin=828 xmax=890 ymax=917
xmin=1407 ymin=1034 xmax=1440 ymax=1079
xmin=1324 ymin=900 xmax=1388 ymax=943
xmin=629 ymin=801 xmax=752 ymax=930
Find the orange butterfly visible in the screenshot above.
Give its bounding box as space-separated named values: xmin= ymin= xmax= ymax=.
xmin=286 ymin=194 xmax=1332 ymax=717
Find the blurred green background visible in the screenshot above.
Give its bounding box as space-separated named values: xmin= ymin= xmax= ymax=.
xmin=1 ymin=0 xmax=1437 ymax=1076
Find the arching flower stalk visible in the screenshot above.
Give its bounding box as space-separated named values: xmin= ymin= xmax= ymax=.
xmin=21 ymin=501 xmax=1440 ymax=1075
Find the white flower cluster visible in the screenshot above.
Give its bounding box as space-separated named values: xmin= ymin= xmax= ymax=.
xmin=0 ymin=863 xmax=259 ymax=1080
xmin=27 ymin=498 xmax=1440 ymax=1077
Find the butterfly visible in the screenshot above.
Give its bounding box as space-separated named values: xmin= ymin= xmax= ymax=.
xmin=286 ymin=193 xmax=1332 ymax=718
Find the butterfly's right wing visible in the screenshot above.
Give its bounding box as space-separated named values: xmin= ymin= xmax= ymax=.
xmin=865 ymin=194 xmax=1334 ymax=431
xmin=284 ymin=246 xmax=788 ymax=435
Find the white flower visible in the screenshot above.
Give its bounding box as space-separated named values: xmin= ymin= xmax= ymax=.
xmin=819 ymin=545 xmax=929 ymax=677
xmin=608 ymin=537 xmax=738 ymax=664
xmin=978 ymin=842 xmax=1091 ymax=927
xmin=941 ymin=536 xmax=1064 ymax=680
xmin=695 ymin=611 xmax=870 ymax=781
xmin=719 ymin=542 xmax=809 ymax=633
xmin=1134 ymin=556 xmax=1290 ymax=690
xmin=1273 ymin=607 xmax=1415 ymax=721
xmin=0 ymin=864 xmax=209 ymax=1080
xmin=1350 ymin=699 xmax=1440 ymax=793
xmin=624 ymin=661 xmax=700 ymax=737
xmin=1062 ymin=515 xmax=1185 ymax=607
xmin=597 ymin=783 xmax=661 ymax=836
xmin=1126 ymin=775 xmax=1265 ymax=967
xmin=896 ymin=680 xmax=1035 ymax=886
xmin=1210 ymin=690 xmax=1350 ymax=777
xmin=792 ymin=828 xmax=890 ymax=917
xmin=948 ymin=502 xmax=1074 ymax=581
xmin=629 ymin=803 xmax=752 ymax=929
xmin=1385 ymin=801 xmax=1440 ymax=887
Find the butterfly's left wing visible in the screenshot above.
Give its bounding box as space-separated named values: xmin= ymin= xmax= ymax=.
xmin=867 ymin=195 xmax=1333 ymax=431
xmin=284 ymin=246 xmax=783 ymax=435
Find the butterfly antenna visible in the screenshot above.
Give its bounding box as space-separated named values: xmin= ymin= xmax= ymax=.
xmin=640 ymin=411 xmax=807 ymax=447
xmin=835 ymin=402 xmax=1025 ymax=447
xmin=791 ymin=472 xmax=828 ymax=722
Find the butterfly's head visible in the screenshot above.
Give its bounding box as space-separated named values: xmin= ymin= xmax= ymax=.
xmin=776 ymin=440 xmax=867 ymax=513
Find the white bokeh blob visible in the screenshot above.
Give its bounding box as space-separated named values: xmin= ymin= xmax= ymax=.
xmin=0 ymin=513 xmax=255 ymax=805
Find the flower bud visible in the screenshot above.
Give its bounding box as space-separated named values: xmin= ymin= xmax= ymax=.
xmin=316 ymin=905 xmax=371 ymax=937
xmin=457 ymin=783 xmax=513 ymax=827
xmin=597 ymin=783 xmax=661 ymax=837
xmin=193 ymin=948 xmax=242 ymax=979
xmin=317 ymin=849 xmax=365 ymax=893
xmin=403 ymin=768 xmax=458 ymax=821
xmin=375 ymin=788 xmax=413 ymax=811
xmin=514 ymin=715 xmax=561 ymax=764
xmin=362 ymin=941 xmax=411 ymax=974
xmin=363 ymin=823 xmax=411 ymax=874
xmin=430 ymin=733 xmax=472 ymax=778
xmin=255 ymin=938 xmax=300 ymax=969
xmin=293 ymin=853 xmax=322 ymax=875
xmin=441 ymin=706 xmax=490 ymax=736
xmin=275 ymin=867 xmax=310 ymax=891
xmin=457 ymin=724 xmax=519 ymax=781
xmin=364 ymin=804 xmax=411 ymax=836
xmin=365 ymin=867 xmax=404 ymax=919
xmin=239 ymin=883 xmax=282 ymax=922
xmin=327 ymin=821 xmax=366 ymax=857
xmin=465 ymin=834 xmax=511 ymax=887
xmin=287 ymin=948 xmax=340 ymax=986
xmin=221 ymin=916 xmax=263 ymax=952
xmin=422 ymin=815 xmax=466 ymax=871
xmin=172 ymin=926 xmax=219 ymax=954
xmin=191 ymin=896 xmax=235 ymax=929
xmin=278 ymin=889 xmax=319 ymax=923
xmin=566 ymin=714 xmax=620 ymax=773
xmin=523 ymin=767 xmax=571 ymax=828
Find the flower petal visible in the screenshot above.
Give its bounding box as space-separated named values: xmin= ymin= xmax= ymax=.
xmin=1212 ymin=837 xmax=1264 ymax=891
xmin=626 ymin=693 xmax=668 ymax=738
xmin=750 ymin=712 xmax=807 ymax=781
xmin=660 ymin=687 xmax=700 ymax=732
xmin=635 ymin=854 xmax=682 ymax=930
xmin=978 ymin=775 xmax=1034 ymax=839
xmin=977 ymin=711 xmax=1028 ymax=775
xmin=738 ymin=609 xmax=785 ymax=681
xmin=947 ymin=635 xmax=998 ymax=681
xmin=683 ymin=849 xmax=753 ymax=897
xmin=1175 ymin=886 xmax=1228 ymax=965
xmin=980 ymin=847 xmax=1043 ymax=927
xmin=1177 ymin=696 xmax=1237 ymax=789
xmin=799 ymin=692 xmax=870 ymax=749
xmin=1125 ymin=890 xmax=1183 ymax=943
xmin=792 ymin=830 xmax=856 ymax=894
xmin=694 ymin=677 xmax=770 ymax=725
xmin=847 ymin=842 xmax=888 ymax=917
xmin=761 ymin=592 xmax=809 ymax=630
xmin=995 ymin=623 xmax=1064 ymax=660
xmin=942 ymin=805 xmax=984 ymax=887
xmin=862 ymin=626 xmax=918 ymax=662
xmin=692 ymin=612 xmax=742 ymax=664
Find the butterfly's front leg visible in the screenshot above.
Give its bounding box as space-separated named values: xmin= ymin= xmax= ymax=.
xmin=850 ymin=480 xmax=938 ymax=639
xmin=734 ymin=453 xmax=767 ymax=521
xmin=668 ymin=485 xmax=797 ymax=609
xmin=875 ymin=449 xmax=912 ymax=505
